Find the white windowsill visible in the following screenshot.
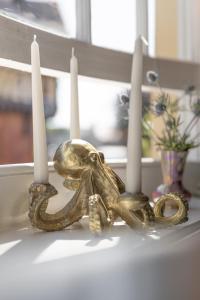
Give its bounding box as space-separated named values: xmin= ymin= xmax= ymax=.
xmin=0 ymin=198 xmax=200 ymax=300
xmin=0 ymin=158 xmax=159 ymax=177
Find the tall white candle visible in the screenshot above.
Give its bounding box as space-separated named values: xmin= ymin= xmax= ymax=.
xmin=70 ymin=48 xmax=80 ymax=139
xmin=126 ymin=36 xmax=144 ymax=194
xmin=31 ymin=35 xmax=49 ymax=183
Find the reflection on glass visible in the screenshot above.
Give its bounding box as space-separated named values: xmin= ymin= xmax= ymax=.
xmin=0 ymin=0 xmax=76 ymax=37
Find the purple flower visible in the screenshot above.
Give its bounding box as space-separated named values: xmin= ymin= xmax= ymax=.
xmin=154 ymin=102 xmax=167 ymax=116
xmin=146 ymin=71 xmax=159 ymax=84
xmin=151 ymin=93 xmax=169 ymax=116
xmin=120 ymin=94 xmax=129 ymax=107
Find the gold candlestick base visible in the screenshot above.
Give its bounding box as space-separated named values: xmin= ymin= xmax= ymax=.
xmin=28 ymin=139 xmax=189 ymax=234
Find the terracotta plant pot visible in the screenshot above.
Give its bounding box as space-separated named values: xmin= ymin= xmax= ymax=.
xmin=152 ymin=150 xmax=191 ymax=202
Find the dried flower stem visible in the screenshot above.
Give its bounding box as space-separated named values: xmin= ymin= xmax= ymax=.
xmin=183 ymin=115 xmax=198 ymax=137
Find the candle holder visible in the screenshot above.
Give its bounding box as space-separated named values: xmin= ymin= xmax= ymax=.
xmin=28 ymin=139 xmax=189 ymax=234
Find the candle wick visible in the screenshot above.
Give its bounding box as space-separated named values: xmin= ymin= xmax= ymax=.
xmin=34 ymin=34 xmax=37 ymax=42
xmin=72 ymin=47 xmax=75 ymax=57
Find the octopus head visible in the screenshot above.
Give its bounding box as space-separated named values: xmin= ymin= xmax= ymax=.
xmin=53 ymin=139 xmax=102 ymax=190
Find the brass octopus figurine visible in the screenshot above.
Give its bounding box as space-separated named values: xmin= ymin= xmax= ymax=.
xmin=29 ymin=139 xmax=188 ymax=234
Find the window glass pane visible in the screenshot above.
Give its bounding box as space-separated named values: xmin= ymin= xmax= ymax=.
xmin=153 ymin=0 xmax=200 ymax=63
xmin=91 ymin=0 xmax=136 ymax=53
xmin=2 ymin=67 xmax=199 ymax=164
xmin=47 ymin=76 xmax=152 ymax=161
xmin=4 ymin=67 xmax=200 ymax=164
xmin=50 ymin=79 xmax=200 ymax=164
xmin=0 ymin=67 xmax=56 ymax=164
xmin=47 ymin=76 xmax=130 ymax=160
xmin=0 ymin=0 xmax=76 ymax=37
xmin=0 ymin=67 xmax=153 ymax=164
xmin=154 ymin=0 xmax=178 ymax=60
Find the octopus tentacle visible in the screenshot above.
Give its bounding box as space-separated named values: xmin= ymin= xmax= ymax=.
xmin=28 ymin=182 xmax=84 ymax=231
xmin=110 ymin=193 xmax=154 ymax=228
xmin=88 ymin=194 xmax=111 ymax=234
xmin=153 ymin=192 xmax=189 ymax=225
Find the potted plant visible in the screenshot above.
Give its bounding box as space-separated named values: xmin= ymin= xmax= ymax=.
xmin=145 ymin=71 xmax=200 ymax=201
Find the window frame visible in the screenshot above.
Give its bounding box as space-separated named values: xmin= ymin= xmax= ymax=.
xmin=0 ymin=12 xmax=199 ymax=90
